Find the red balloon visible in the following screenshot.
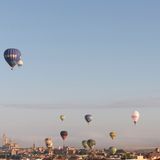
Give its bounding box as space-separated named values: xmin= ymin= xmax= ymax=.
xmin=60 ymin=131 xmax=68 ymax=140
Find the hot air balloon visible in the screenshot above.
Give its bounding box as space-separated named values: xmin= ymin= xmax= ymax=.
xmin=131 ymin=111 xmax=140 ymax=124
xmin=60 ymin=131 xmax=68 ymax=141
xmin=85 ymin=114 xmax=93 ymax=124
xmin=82 ymin=140 xmax=88 ymax=149
xmin=87 ymin=139 xmax=96 ymax=149
xmin=45 ymin=138 xmax=53 ymax=154
xmin=60 ymin=115 xmax=65 ymax=122
xmin=109 ymin=132 xmax=116 ymax=140
xmin=4 ymin=48 xmax=22 ymax=69
xmin=45 ymin=138 xmax=53 ymax=149
xmin=60 ymin=131 xmax=68 ymax=147
xmin=109 ymin=146 xmax=117 ymax=155
xmin=17 ymin=59 xmax=23 ymax=67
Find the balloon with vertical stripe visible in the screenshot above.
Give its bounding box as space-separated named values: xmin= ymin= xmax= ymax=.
xmin=4 ymin=48 xmax=21 ymax=69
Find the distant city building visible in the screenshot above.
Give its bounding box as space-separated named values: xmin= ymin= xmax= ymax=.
xmin=148 ymin=152 xmax=160 ymax=160
xmin=2 ymin=134 xmax=19 ymax=150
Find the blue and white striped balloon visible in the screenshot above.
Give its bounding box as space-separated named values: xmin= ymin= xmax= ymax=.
xmin=4 ymin=48 xmax=21 ymax=69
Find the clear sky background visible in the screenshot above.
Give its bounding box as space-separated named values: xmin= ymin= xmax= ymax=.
xmin=0 ymin=0 xmax=160 ymax=149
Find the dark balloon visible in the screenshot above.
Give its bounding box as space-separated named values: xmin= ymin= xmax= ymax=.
xmin=60 ymin=131 xmax=68 ymax=141
xmin=4 ymin=48 xmax=21 ymax=69
xmin=85 ymin=114 xmax=93 ymax=124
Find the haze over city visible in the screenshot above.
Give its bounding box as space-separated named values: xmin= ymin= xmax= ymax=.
xmin=0 ymin=0 xmax=160 ymax=150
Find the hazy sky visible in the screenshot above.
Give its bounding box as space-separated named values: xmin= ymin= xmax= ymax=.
xmin=0 ymin=0 xmax=160 ymax=149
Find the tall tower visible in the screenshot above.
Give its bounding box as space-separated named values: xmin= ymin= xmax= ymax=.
xmin=2 ymin=134 xmax=8 ymax=146
xmin=33 ymin=143 xmax=36 ymax=150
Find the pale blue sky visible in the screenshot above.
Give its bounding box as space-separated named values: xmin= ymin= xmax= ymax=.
xmin=0 ymin=0 xmax=160 ymax=149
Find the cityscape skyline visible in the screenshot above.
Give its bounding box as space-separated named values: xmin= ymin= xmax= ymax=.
xmin=0 ymin=0 xmax=160 ymax=149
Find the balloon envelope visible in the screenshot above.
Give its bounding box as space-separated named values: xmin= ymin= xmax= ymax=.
xmin=45 ymin=138 xmax=53 ymax=148
xmin=60 ymin=131 xmax=68 ymax=141
xmin=109 ymin=146 xmax=117 ymax=155
xmin=60 ymin=115 xmax=65 ymax=121
xmin=85 ymin=114 xmax=93 ymax=123
xmin=109 ymin=132 xmax=116 ymax=140
xmin=87 ymin=139 xmax=96 ymax=149
xmin=17 ymin=59 xmax=23 ymax=67
xmin=82 ymin=140 xmax=88 ymax=149
xmin=131 ymin=111 xmax=140 ymax=124
xmin=4 ymin=48 xmax=21 ymax=68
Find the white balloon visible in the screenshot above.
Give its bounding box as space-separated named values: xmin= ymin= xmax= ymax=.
xmin=17 ymin=59 xmax=23 ymax=66
xmin=131 ymin=110 xmax=140 ymax=124
xmin=45 ymin=138 xmax=53 ymax=148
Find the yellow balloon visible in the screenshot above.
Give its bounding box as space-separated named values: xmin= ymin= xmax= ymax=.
xmin=60 ymin=115 xmax=65 ymax=121
xmin=109 ymin=132 xmax=116 ymax=140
